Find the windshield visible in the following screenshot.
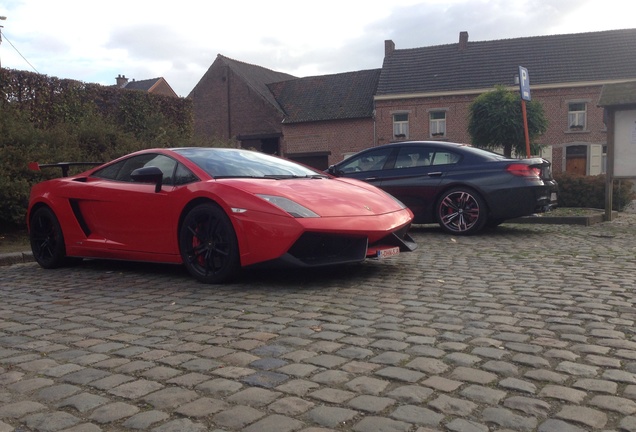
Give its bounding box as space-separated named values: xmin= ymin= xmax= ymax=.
xmin=174 ymin=148 xmax=323 ymax=179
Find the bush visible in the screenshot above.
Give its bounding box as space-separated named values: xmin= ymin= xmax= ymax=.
xmin=554 ymin=172 xmax=635 ymax=211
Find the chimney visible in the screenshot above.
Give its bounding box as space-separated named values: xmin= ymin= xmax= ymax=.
xmin=385 ymin=40 xmax=395 ymax=57
xmin=116 ymin=74 xmax=129 ymax=87
xmin=459 ymin=31 xmax=469 ymax=51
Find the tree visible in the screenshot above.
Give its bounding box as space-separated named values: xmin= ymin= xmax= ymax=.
xmin=468 ymin=85 xmax=548 ymax=158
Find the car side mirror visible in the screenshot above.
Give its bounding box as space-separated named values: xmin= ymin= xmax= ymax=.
xmin=131 ymin=166 xmax=163 ymax=193
xmin=326 ymin=165 xmax=340 ymax=175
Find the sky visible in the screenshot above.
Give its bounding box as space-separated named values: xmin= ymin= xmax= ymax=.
xmin=1 ymin=0 xmax=635 ymax=97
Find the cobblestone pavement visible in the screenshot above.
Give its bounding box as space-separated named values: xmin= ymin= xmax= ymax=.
xmin=2 ymin=215 xmax=636 ymax=432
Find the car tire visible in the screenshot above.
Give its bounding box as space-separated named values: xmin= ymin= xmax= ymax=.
xmin=436 ymin=187 xmax=487 ymax=235
xmin=179 ymin=203 xmax=240 ymax=284
xmin=29 ymin=206 xmax=69 ymax=269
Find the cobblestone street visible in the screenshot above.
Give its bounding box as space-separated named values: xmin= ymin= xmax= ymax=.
xmin=2 ymin=215 xmax=636 ymax=431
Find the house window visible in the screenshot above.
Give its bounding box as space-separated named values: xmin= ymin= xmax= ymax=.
xmin=568 ymin=102 xmax=587 ymax=130
xmin=393 ymin=113 xmax=409 ymax=139
xmin=430 ymin=111 xmax=446 ymax=137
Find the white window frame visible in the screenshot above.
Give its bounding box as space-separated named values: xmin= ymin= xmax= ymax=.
xmin=429 ymin=111 xmax=446 ymax=137
xmin=393 ymin=113 xmax=409 ymax=139
xmin=568 ymin=102 xmax=587 ymax=130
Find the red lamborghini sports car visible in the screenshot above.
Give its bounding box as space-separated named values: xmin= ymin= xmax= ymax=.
xmin=27 ymin=148 xmax=416 ymax=283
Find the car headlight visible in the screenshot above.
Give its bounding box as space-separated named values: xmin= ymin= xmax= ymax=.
xmin=257 ymin=194 xmax=320 ymax=218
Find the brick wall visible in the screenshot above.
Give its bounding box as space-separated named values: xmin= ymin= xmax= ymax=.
xmin=374 ymin=85 xmax=608 ymax=174
xmin=282 ymin=117 xmax=375 ymax=165
xmin=190 ymin=61 xmax=283 ymax=142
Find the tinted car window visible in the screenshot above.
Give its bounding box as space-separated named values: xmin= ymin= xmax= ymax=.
xmin=338 ymin=147 xmax=393 ymax=173
xmin=395 ymin=147 xmax=433 ymax=168
xmin=430 ymin=151 xmax=461 ymax=166
xmin=92 ymin=154 xmax=197 ymax=186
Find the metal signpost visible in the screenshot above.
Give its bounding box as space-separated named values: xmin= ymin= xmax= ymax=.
xmin=518 ymin=66 xmax=532 ymax=158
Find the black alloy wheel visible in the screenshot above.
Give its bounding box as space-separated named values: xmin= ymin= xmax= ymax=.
xmin=29 ymin=206 xmax=68 ymax=268
xmin=436 ymin=187 xmax=487 ymax=235
xmin=179 ymin=203 xmax=239 ymax=284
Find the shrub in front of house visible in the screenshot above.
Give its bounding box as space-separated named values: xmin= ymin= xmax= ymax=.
xmin=554 ymin=172 xmax=635 ymax=211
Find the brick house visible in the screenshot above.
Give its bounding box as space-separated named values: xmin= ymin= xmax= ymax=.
xmin=188 ymin=55 xmax=295 ymax=155
xmin=375 ymin=29 xmax=636 ymax=176
xmin=115 ymin=74 xmax=178 ymax=98
xmin=268 ymin=69 xmax=381 ymax=168
xmin=189 ymin=29 xmax=636 ymax=173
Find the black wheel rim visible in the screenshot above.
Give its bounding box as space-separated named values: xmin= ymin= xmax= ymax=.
xmin=439 ymin=191 xmax=481 ymax=233
xmin=184 ymin=212 xmax=232 ymax=277
xmin=31 ymin=212 xmax=59 ymax=263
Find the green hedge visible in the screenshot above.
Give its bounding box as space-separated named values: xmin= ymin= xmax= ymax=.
xmin=554 ymin=172 xmax=635 ymax=211
xmin=0 ymin=69 xmax=230 ymax=228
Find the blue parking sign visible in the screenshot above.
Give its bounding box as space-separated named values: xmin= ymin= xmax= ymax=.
xmin=519 ymin=66 xmax=531 ymax=101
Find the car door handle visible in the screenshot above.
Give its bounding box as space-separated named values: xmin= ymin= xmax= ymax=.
xmin=364 ymin=177 xmax=378 ymax=181
xmin=428 ymin=172 xmax=443 ymax=177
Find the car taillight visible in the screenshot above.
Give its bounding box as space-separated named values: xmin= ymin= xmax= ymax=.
xmin=506 ymin=163 xmax=541 ymax=177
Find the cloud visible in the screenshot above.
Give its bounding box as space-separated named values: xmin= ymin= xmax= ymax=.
xmin=1 ymin=0 xmax=634 ymax=96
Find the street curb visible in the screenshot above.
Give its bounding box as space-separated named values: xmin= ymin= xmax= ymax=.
xmin=0 ymin=251 xmax=34 ymax=267
xmin=510 ymin=210 xmax=616 ymax=226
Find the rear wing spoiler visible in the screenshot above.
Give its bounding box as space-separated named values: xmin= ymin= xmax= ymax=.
xmin=28 ymin=162 xmax=103 ymax=177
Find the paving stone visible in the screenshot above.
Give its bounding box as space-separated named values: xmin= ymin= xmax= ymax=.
xmin=347 ymin=395 xmax=396 ymax=413
xmin=121 ymin=409 xmax=170 ymax=429
xmin=23 ymin=411 xmax=82 ymax=431
xmin=108 ymin=379 xmax=164 ymax=399
xmin=352 ymin=416 xmax=411 ymax=432
xmin=226 ymin=386 xmax=282 ymax=407
xmin=555 ymin=361 xmax=599 ymax=377
xmin=503 ymin=396 xmax=551 ymax=416
xmin=539 ymin=385 xmax=587 ymax=403
xmin=277 ymin=363 xmax=319 ymax=377
xmin=307 ymin=406 xmax=359 ymax=428
xmin=309 ymin=388 xmax=356 ymax=404
xmin=481 ymin=407 xmax=538 ymax=431
xmin=538 ymin=419 xmax=588 ymax=432
xmin=589 ymin=395 xmax=636 ymax=414
xmin=150 ymin=417 xmax=207 ymax=432
xmin=196 ymin=377 xmax=243 ymax=396
xmin=428 ymin=394 xmax=478 ymax=416
xmin=88 ymin=401 xmax=140 ymax=423
xmin=523 ymin=368 xmax=568 ymax=383
xmin=458 ymin=385 xmax=505 ymax=405
xmin=386 ymin=385 xmax=434 ymax=404
xmin=242 ymin=414 xmax=304 ymax=432
xmin=143 ymin=387 xmax=199 ymax=409
xmin=345 ymin=376 xmax=390 ymax=395
xmin=57 ymin=392 xmax=110 ymax=412
xmin=482 ymin=360 xmax=518 ymax=376
xmin=556 ymin=405 xmax=608 ymax=428
xmin=445 ymin=418 xmax=489 ymax=432
xmin=375 ymin=366 xmax=425 ymax=383
xmin=268 ymin=396 xmax=315 ymax=416
xmin=212 ymin=405 xmax=266 ymax=429
xmin=276 ymin=379 xmax=320 ymax=396
xmin=450 ymin=366 xmax=497 ymax=384
xmin=0 ymin=401 xmax=46 ymax=418
xmin=175 ymin=397 xmax=229 ymax=417
xmin=405 ymin=357 xmax=449 ymax=374
xmin=390 ymin=404 xmax=444 ymax=427
xmin=498 ymin=377 xmax=537 ymax=394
